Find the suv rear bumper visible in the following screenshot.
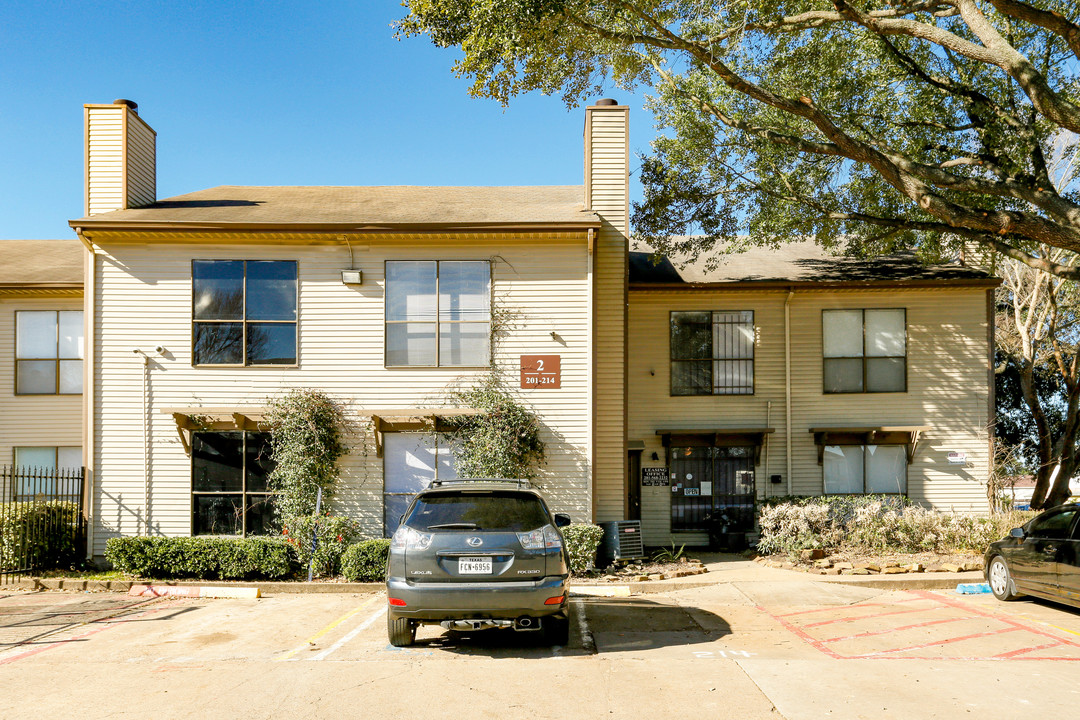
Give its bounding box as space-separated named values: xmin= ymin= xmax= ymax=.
xmin=386 ymin=575 xmax=568 ymax=621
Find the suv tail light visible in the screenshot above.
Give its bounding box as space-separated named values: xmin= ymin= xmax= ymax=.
xmin=517 ymin=525 xmax=563 ymax=551
xmin=391 ymin=526 xmax=434 ymax=551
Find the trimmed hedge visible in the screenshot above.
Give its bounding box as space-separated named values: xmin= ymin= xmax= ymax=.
xmin=341 ymin=538 xmax=391 ymax=582
xmin=562 ymin=523 xmax=604 ymax=573
xmin=0 ymin=501 xmax=82 ymax=570
xmin=104 ymin=536 xmax=294 ymax=579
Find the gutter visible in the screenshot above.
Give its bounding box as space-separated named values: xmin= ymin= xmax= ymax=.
xmin=66 ymin=220 xmax=603 ymax=234
xmin=785 ymin=288 xmax=794 ymax=496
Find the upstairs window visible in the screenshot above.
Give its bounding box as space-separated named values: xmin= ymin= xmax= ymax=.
xmin=670 ymin=311 xmax=754 ymax=395
xmin=16 ymin=310 xmax=83 ymax=394
xmin=385 ymin=260 xmax=490 ymax=367
xmin=823 ymin=309 xmax=906 ymax=393
xmin=192 ymin=260 xmax=297 ymax=366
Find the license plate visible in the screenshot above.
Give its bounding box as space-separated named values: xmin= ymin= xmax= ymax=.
xmin=458 ymin=557 xmax=492 ymax=574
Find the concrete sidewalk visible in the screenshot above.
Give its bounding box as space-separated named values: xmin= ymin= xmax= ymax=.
xmin=10 ymin=554 xmax=986 ymax=595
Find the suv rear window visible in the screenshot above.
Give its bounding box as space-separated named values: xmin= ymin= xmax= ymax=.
xmin=404 ymin=491 xmax=550 ymax=532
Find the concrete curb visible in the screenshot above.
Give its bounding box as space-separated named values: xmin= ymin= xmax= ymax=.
xmin=13 ymin=569 xmax=987 ymax=595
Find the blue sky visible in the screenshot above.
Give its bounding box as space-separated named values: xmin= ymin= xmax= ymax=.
xmin=0 ymin=1 xmax=649 ymax=239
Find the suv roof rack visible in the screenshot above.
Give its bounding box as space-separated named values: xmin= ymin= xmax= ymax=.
xmin=428 ymin=478 xmax=534 ymax=489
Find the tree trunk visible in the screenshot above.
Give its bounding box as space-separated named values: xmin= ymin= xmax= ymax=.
xmin=1019 ymin=362 xmax=1057 ymax=508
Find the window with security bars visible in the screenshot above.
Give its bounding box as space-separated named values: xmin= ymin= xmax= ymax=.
xmin=670 ymin=311 xmax=754 ymax=395
xmin=823 ymin=309 xmax=906 ymax=393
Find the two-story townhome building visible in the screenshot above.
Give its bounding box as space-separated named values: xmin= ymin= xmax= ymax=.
xmin=627 ymin=246 xmax=998 ymax=546
xmin=68 ymin=99 xmax=629 ymax=559
xmin=0 ymin=240 xmax=85 ymax=501
xmin=55 ymin=99 xmax=996 ymax=560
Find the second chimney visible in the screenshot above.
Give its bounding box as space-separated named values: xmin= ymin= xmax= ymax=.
xmin=85 ymin=99 xmax=156 ymax=216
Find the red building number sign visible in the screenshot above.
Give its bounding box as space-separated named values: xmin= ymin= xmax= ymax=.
xmin=520 ymin=354 xmax=561 ymax=389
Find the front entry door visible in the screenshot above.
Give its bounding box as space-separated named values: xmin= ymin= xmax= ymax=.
xmin=670 ymin=446 xmax=755 ymax=533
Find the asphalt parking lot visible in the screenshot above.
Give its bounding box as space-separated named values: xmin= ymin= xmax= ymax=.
xmin=2 ymin=576 xmax=1080 ymax=719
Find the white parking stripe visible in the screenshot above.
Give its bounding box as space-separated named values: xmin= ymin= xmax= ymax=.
xmin=573 ymin=598 xmax=596 ymax=653
xmin=310 ymin=604 xmax=388 ymax=661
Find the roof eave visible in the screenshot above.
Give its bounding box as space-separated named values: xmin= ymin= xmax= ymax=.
xmin=630 ymin=277 xmax=1001 ymax=291
xmin=68 ymin=219 xmax=601 ymax=234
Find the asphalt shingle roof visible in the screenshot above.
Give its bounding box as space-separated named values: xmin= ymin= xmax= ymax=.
xmin=0 ymin=239 xmax=83 ymax=286
xmin=70 ymin=185 xmax=595 ymax=228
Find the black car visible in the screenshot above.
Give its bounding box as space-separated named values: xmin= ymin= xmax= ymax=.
xmin=385 ymin=479 xmax=573 ymax=647
xmin=984 ymin=503 xmax=1080 ymax=609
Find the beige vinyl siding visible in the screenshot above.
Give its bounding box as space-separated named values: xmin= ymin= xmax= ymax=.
xmin=0 ymin=297 xmax=84 ymax=472
xmin=587 ymin=106 xmax=629 ymax=522
xmin=125 ymin=113 xmax=156 ymax=208
xmin=628 ymin=287 xmax=990 ymax=545
xmin=90 ymin=237 xmax=591 ymax=555
xmin=86 ymin=107 xmax=125 ymax=216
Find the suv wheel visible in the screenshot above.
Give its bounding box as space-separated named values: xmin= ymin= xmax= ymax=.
xmin=388 ymin=614 xmax=416 ymax=647
xmin=543 ymin=613 xmax=570 ymax=646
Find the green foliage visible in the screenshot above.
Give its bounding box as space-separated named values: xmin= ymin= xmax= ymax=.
xmin=282 ymin=513 xmax=360 ymax=578
xmin=341 ymin=539 xmax=391 ymax=582
xmin=440 ymin=374 xmax=545 ymax=480
xmin=398 ymin=1 xmax=1080 ymax=278
xmin=562 ymin=523 xmax=603 ymax=573
xmin=266 ymin=388 xmax=349 ymax=519
xmin=104 ymin=537 xmax=293 ymax=579
xmin=0 ymin=501 xmax=82 ymax=571
xmin=757 ymin=497 xmax=1037 ymax=556
xmin=650 ymin=541 xmax=686 ymax=564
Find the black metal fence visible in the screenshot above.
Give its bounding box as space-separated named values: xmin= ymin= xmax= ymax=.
xmin=0 ymin=466 xmax=86 ymax=582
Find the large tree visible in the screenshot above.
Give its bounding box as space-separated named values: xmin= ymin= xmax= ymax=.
xmin=397 ymin=1 xmax=1080 ymax=276
xmin=994 ymin=247 xmax=1080 ymax=507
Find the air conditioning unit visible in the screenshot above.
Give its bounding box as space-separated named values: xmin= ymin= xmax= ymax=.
xmin=596 ymin=520 xmax=645 ymax=567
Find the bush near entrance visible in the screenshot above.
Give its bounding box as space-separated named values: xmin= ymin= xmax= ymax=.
xmin=757 ymin=496 xmax=1034 ymax=556
xmin=563 ymin=523 xmax=604 ymax=573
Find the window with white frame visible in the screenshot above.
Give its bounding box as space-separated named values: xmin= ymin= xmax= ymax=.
xmin=385 ymin=261 xmax=490 ymax=367
xmin=383 ymin=433 xmax=459 ymax=534
xmin=823 ymin=444 xmax=908 ymax=494
xmin=670 ymin=311 xmax=754 ymax=395
xmin=823 ymin=309 xmax=906 ymax=393
xmin=13 ymin=446 xmax=82 ymax=497
xmin=192 ymin=260 xmax=297 ymax=366
xmin=16 ymin=310 xmax=83 ymax=394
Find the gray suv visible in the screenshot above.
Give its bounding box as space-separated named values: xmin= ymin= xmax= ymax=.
xmin=386 ymin=479 xmax=572 ymax=647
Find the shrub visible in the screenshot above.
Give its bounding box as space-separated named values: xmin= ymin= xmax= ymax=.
xmin=562 ymin=523 xmax=604 ymax=573
xmin=0 ymin=501 xmax=82 ymax=571
xmin=104 ymin=536 xmax=293 ymax=579
xmin=282 ymin=513 xmax=360 ymax=577
xmin=341 ymin=539 xmax=391 ymax=582
xmin=756 ymin=497 xmax=1036 ymax=556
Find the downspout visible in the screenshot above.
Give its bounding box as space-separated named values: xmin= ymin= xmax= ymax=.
xmin=134 ymin=348 xmax=150 ymax=535
xmin=586 ymin=227 xmax=595 ymax=522
xmin=764 ymin=400 xmax=771 ymax=497
xmin=784 ymin=288 xmax=794 ymax=496
xmin=76 ymin=229 xmax=96 ymax=560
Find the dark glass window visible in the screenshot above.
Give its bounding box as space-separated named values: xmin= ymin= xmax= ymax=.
xmin=823 ymin=309 xmax=906 ymax=393
xmin=1027 ymin=509 xmax=1078 ymax=540
xmin=670 ymin=311 xmax=754 ymax=395
xmin=192 ymin=431 xmax=276 ymax=536
xmin=385 ymin=260 xmax=490 ymax=367
xmin=404 ymin=492 xmax=550 ymax=532
xmin=192 ymin=260 xmax=297 ymax=365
